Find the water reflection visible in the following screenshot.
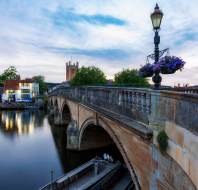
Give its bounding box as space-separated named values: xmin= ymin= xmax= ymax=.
xmin=0 ymin=110 xmax=100 ymax=190
xmin=0 ymin=110 xmax=45 ymax=136
xmin=0 ymin=110 xmax=121 ymax=190
xmin=50 ymin=123 xmax=97 ymax=173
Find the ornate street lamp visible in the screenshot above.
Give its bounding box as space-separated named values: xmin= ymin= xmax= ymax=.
xmin=139 ymin=4 xmax=185 ymax=86
xmin=151 ymin=3 xmax=163 ymax=88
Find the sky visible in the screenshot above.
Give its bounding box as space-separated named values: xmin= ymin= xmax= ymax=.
xmin=0 ymin=0 xmax=198 ymax=86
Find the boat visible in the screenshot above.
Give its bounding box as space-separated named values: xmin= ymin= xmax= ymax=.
xmin=39 ymin=157 xmax=122 ymax=190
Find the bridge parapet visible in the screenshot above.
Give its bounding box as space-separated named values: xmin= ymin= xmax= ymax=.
xmin=49 ymin=86 xmax=198 ymax=134
xmin=170 ymin=87 xmax=198 ymax=94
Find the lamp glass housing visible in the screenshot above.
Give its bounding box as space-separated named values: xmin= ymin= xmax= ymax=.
xmin=151 ymin=5 xmax=163 ymax=30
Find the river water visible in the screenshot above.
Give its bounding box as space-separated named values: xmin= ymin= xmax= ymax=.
xmin=0 ymin=110 xmax=100 ymax=190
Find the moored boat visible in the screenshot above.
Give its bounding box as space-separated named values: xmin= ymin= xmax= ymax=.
xmin=39 ymin=157 xmax=121 ymax=190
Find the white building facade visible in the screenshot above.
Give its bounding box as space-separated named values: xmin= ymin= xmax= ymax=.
xmin=2 ymin=79 xmax=39 ymax=102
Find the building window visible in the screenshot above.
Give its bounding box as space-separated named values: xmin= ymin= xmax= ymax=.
xmin=8 ymin=90 xmax=15 ymax=94
xmin=20 ymin=83 xmax=30 ymax=87
xmin=8 ymin=94 xmax=15 ymax=99
xmin=21 ymin=89 xmax=30 ymax=93
xmin=21 ymin=94 xmax=31 ymax=99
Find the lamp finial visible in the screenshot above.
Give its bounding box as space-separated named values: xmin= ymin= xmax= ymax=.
xmin=155 ymin=3 xmax=159 ymax=10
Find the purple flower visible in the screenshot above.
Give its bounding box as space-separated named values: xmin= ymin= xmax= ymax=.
xmin=139 ymin=63 xmax=154 ymax=77
xmin=139 ymin=55 xmax=185 ymax=77
xmin=159 ymin=56 xmax=185 ymax=71
xmin=153 ymin=63 xmax=161 ymax=72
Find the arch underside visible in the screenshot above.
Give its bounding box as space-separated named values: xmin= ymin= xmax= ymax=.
xmin=61 ymin=103 xmax=71 ymax=125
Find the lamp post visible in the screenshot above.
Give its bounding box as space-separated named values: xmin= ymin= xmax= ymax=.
xmin=151 ymin=3 xmax=163 ymax=88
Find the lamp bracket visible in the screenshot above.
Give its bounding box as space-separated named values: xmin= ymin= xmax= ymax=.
xmin=146 ymin=48 xmax=169 ymax=63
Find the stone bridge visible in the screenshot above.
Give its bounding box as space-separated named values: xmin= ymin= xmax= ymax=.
xmin=48 ymin=86 xmax=198 ymax=190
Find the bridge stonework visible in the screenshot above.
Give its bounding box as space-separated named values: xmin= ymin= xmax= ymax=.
xmin=48 ymin=87 xmax=198 ymax=190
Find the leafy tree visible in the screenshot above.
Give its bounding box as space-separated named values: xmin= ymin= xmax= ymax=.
xmin=0 ymin=66 xmax=20 ymax=85
xmin=70 ymin=66 xmax=107 ymax=86
xmin=32 ymin=75 xmax=47 ymax=95
xmin=114 ymin=69 xmax=149 ymax=87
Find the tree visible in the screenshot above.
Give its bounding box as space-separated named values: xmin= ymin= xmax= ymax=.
xmin=32 ymin=75 xmax=47 ymax=95
xmin=114 ymin=69 xmax=149 ymax=87
xmin=70 ymin=66 xmax=107 ymax=86
xmin=0 ymin=66 xmax=20 ymax=85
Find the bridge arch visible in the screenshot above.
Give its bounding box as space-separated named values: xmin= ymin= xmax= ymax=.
xmin=78 ymin=117 xmax=141 ymax=190
xmin=61 ymin=102 xmax=71 ymax=126
xmin=50 ymin=99 xmax=53 ymax=107
xmin=48 ymin=98 xmax=54 ymax=113
xmin=53 ymin=99 xmax=60 ymax=122
xmin=54 ymin=99 xmax=58 ymax=111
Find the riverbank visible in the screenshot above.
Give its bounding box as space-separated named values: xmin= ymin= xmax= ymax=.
xmin=0 ymin=102 xmax=45 ymax=110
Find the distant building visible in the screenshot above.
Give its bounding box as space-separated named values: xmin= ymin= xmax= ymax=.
xmin=2 ymin=79 xmax=39 ymax=102
xmin=66 ymin=61 xmax=79 ymax=81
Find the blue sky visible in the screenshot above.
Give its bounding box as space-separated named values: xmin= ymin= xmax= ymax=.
xmin=0 ymin=0 xmax=198 ymax=85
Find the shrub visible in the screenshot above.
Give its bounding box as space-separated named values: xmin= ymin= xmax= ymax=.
xmin=157 ymin=130 xmax=168 ymax=152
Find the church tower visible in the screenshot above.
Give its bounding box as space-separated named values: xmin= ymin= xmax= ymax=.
xmin=66 ymin=61 xmax=79 ymax=81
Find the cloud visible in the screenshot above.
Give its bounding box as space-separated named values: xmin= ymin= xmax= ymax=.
xmin=42 ymin=46 xmax=130 ymax=60
xmin=43 ymin=7 xmax=126 ymax=27
xmin=0 ymin=0 xmax=198 ymax=85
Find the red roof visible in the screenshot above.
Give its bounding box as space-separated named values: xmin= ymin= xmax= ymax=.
xmin=4 ymin=80 xmax=19 ymax=91
xmin=20 ymin=78 xmax=33 ymax=83
xmin=3 ymin=78 xmax=33 ymax=91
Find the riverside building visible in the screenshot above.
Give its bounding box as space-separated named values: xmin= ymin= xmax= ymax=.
xmin=2 ymin=79 xmax=39 ymax=102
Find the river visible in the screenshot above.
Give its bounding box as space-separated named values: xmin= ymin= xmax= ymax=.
xmin=0 ymin=110 xmax=101 ymax=190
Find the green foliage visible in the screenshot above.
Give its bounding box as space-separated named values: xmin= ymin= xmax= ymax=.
xmin=0 ymin=66 xmax=20 ymax=85
xmin=114 ymin=69 xmax=150 ymax=87
xmin=32 ymin=75 xmax=47 ymax=95
xmin=157 ymin=130 xmax=168 ymax=152
xmin=70 ymin=66 xmax=107 ymax=86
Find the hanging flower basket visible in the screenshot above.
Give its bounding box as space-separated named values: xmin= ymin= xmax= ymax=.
xmin=158 ymin=56 xmax=185 ymax=74
xmin=139 ymin=56 xmax=185 ymax=77
xmin=160 ymin=66 xmax=175 ymax=74
xmin=139 ymin=63 xmax=154 ymax=77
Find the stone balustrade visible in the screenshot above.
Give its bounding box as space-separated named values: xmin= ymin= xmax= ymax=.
xmin=49 ymin=86 xmax=198 ymax=134
xmin=171 ymin=87 xmax=198 ymax=94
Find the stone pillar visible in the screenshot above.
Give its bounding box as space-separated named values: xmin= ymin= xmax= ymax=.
xmin=54 ymin=113 xmax=62 ymax=125
xmin=48 ymin=106 xmax=54 ymax=116
xmin=67 ymin=120 xmax=79 ymax=150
